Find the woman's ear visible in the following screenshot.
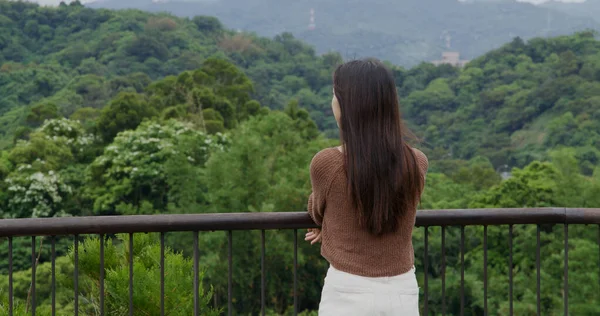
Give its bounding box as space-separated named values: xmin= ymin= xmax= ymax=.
xmin=332 ymin=95 xmax=341 ymax=128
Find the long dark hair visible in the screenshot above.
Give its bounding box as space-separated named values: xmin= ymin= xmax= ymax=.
xmin=333 ymin=58 xmax=423 ymax=236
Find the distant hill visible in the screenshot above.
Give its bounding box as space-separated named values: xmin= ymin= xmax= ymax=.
xmin=542 ymin=0 xmax=600 ymax=20
xmin=87 ymin=0 xmax=600 ymax=66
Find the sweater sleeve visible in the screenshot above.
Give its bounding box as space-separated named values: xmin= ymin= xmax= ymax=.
xmin=412 ymin=148 xmax=429 ymax=189
xmin=307 ymin=149 xmax=336 ymax=226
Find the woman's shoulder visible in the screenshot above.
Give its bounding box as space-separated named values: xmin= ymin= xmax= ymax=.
xmin=409 ymin=146 xmax=429 ymax=175
xmin=310 ymin=147 xmax=343 ymax=175
xmin=311 ymin=147 xmax=343 ymax=166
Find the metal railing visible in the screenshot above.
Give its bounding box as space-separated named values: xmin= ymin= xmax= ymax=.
xmin=1 ymin=208 xmax=599 ymax=315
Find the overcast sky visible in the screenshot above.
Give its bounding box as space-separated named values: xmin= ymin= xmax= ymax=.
xmin=517 ymin=0 xmax=586 ymax=3
xmin=27 ymin=0 xmax=589 ymax=7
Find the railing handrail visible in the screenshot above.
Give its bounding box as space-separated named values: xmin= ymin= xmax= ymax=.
xmin=1 ymin=208 xmax=600 ymax=237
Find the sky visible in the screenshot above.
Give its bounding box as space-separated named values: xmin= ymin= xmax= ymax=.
xmin=517 ymin=0 xmax=586 ymax=3
xmin=24 ymin=0 xmax=591 ymax=6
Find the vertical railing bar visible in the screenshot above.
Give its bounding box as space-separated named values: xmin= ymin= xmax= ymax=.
xmin=536 ymin=225 xmax=541 ymax=316
xmin=484 ymin=225 xmax=488 ymax=316
xmin=598 ymin=224 xmax=600 ymax=303
xmin=194 ymin=231 xmax=199 ymax=316
xmin=424 ymin=226 xmax=429 ymax=316
xmin=160 ymin=232 xmax=165 ymax=316
xmin=8 ymin=237 xmax=13 ymax=316
xmin=460 ymin=226 xmax=465 ymax=316
xmin=293 ymin=229 xmax=298 ymax=316
xmin=31 ymin=236 xmax=36 ymax=316
xmin=51 ymin=236 xmax=56 ymax=316
xmin=129 ymin=233 xmax=133 ymax=316
xmin=564 ymin=224 xmax=568 ymax=316
xmin=228 ymin=230 xmax=233 ymax=316
xmin=261 ymin=230 xmax=266 ymax=316
xmin=74 ymin=235 xmax=79 ymax=316
xmin=509 ymin=225 xmax=513 ymax=316
xmin=441 ymin=226 xmax=446 ymax=316
xmin=100 ymin=235 xmax=105 ymax=316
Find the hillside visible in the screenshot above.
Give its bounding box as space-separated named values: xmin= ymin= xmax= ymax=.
xmin=543 ymin=0 xmax=600 ymax=21
xmin=4 ymin=1 xmax=600 ymax=171
xmin=0 ymin=0 xmax=341 ymax=147
xmin=401 ymin=32 xmax=600 ymax=174
xmin=87 ymin=0 xmax=600 ymax=66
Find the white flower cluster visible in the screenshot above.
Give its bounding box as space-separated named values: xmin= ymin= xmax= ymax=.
xmin=92 ymin=120 xmax=229 ymax=181
xmin=4 ymin=170 xmax=72 ymax=218
xmin=41 ymin=118 xmax=96 ymax=152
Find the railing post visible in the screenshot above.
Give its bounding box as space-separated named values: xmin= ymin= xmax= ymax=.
xmin=8 ymin=237 xmax=13 ymax=316
xmin=160 ymin=232 xmax=165 ymax=316
xmin=194 ymin=231 xmax=199 ymax=316
xmin=423 ymin=226 xmax=429 ymax=316
xmin=128 ymin=233 xmax=133 ymax=316
xmin=30 ymin=236 xmax=36 ymax=316
xmin=460 ymin=226 xmax=465 ymax=316
xmin=74 ymin=235 xmax=79 ymax=316
xmin=442 ymin=226 xmax=446 ymax=316
xmin=564 ymin=224 xmax=569 ymax=316
xmin=536 ymin=225 xmax=541 ymax=316
xmin=99 ymin=235 xmax=105 ymax=316
xmin=509 ymin=225 xmax=513 ymax=316
xmin=261 ymin=230 xmax=266 ymax=316
xmin=228 ymin=230 xmax=233 ymax=316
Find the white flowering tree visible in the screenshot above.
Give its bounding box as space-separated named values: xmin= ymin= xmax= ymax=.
xmin=2 ymin=168 xmax=72 ymax=218
xmin=1 ymin=118 xmax=95 ymax=218
xmin=8 ymin=118 xmax=96 ymax=171
xmin=39 ymin=118 xmax=97 ymax=159
xmin=86 ymin=119 xmax=228 ymax=214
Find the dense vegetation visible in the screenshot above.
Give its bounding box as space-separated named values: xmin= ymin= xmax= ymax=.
xmin=88 ymin=0 xmax=600 ymax=66
xmin=1 ymin=0 xmax=600 ymax=315
xmin=0 ymin=0 xmax=342 ymax=146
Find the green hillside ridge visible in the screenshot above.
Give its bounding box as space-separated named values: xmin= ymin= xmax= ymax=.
xmin=3 ymin=1 xmax=600 ymax=173
xmin=0 ymin=0 xmax=341 ymax=147
xmin=87 ymin=0 xmax=600 ymax=67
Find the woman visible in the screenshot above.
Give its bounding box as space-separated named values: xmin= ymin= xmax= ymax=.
xmin=305 ymin=58 xmax=428 ymax=315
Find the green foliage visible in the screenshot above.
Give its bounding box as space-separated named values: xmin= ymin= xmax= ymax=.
xmin=0 ymin=0 xmax=341 ymax=145
xmin=0 ymin=234 xmax=220 ymax=315
xmin=0 ymin=255 xmax=74 ymax=315
xmin=399 ymin=32 xmax=600 ymax=170
xmin=86 ymin=120 xmax=228 ymax=214
xmin=95 ymin=92 xmax=155 ymax=143
xmin=202 ymin=111 xmax=335 ymax=313
xmin=25 ymin=103 xmax=59 ymax=127
xmin=0 ymin=236 xmax=72 ymax=276
xmin=73 ymin=234 xmax=220 ymax=315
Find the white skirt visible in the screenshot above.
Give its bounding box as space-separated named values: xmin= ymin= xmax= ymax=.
xmin=318 ymin=265 xmax=420 ymax=316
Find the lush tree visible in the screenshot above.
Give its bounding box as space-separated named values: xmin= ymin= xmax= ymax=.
xmin=95 ymin=92 xmax=156 ymax=143
xmin=86 ymin=120 xmax=228 ymax=215
xmin=25 ymin=103 xmax=59 ymax=127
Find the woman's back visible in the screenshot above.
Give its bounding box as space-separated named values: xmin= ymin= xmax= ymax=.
xmin=308 ymin=146 xmax=428 ymax=277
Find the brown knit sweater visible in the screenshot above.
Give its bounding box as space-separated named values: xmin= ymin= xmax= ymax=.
xmin=307 ymin=147 xmax=428 ymax=277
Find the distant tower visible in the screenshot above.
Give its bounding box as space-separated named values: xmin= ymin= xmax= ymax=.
xmin=545 ymin=11 xmax=552 ymax=37
xmin=441 ymin=30 xmax=451 ymax=49
xmin=308 ymin=8 xmax=316 ymax=30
